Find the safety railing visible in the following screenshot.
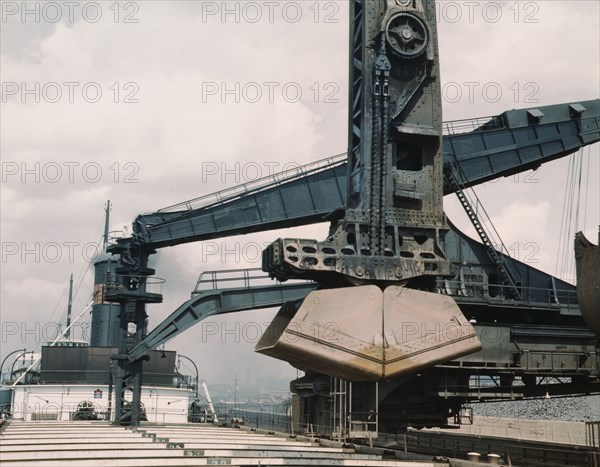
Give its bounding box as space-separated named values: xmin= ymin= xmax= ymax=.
xmin=348 ymin=411 xmax=378 ymax=440
xmin=217 ymin=401 xmax=292 ymax=433
xmin=192 ymin=267 xmax=315 ymax=294
xmin=442 ymin=115 xmax=505 ymax=135
xmin=106 ymin=230 xmax=126 ymax=248
xmin=437 ymin=279 xmax=578 ymax=310
xmin=587 ymin=421 xmax=600 ymax=467
xmin=193 ymin=269 xmax=578 ymax=310
xmin=144 ymin=114 xmax=512 ymax=216
xmin=157 ymin=153 xmax=347 ymax=214
xmin=105 ymin=275 xmax=166 ymax=296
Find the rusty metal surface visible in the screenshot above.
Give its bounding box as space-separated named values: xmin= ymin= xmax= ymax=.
xmin=575 ymin=230 xmax=600 ymax=335
xmin=256 ymin=285 xmax=481 ymax=381
xmin=382 ymin=287 xmax=481 ymax=377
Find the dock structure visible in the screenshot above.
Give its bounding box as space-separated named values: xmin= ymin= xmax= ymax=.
xmin=0 ymin=421 xmax=446 ymax=466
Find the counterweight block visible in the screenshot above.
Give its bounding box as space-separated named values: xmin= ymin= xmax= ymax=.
xmin=256 ymin=285 xmax=482 ymax=381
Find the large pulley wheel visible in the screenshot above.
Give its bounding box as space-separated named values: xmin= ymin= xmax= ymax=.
xmin=385 ymin=12 xmax=429 ymax=59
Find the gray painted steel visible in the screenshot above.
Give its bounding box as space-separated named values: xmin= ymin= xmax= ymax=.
xmin=128 ymin=282 xmax=317 ymax=361
xmin=115 ymin=100 xmax=599 ymax=250
xmin=444 ymin=99 xmax=600 ymax=188
xmin=89 ymin=256 xmax=120 ymax=347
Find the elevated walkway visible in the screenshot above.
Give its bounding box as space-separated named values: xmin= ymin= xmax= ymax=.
xmin=128 ymin=268 xmax=585 ymax=363
xmin=113 ymin=100 xmax=599 ymax=249
xmin=128 ymin=271 xmax=318 ymax=361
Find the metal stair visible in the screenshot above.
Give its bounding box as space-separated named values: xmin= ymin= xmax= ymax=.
xmin=444 ymin=161 xmax=522 ymax=300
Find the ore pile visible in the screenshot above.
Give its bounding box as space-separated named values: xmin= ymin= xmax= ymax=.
xmin=472 ymin=395 xmax=600 ymax=422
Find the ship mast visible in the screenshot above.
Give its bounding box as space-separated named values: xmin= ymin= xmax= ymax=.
xmin=103 ymin=200 xmax=111 ymax=253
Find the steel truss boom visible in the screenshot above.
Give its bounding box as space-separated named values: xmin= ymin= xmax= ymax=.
xmin=111 ymin=100 xmax=599 ymax=251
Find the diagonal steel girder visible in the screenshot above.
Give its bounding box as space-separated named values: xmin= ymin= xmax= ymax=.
xmin=128 ymin=281 xmax=317 ymax=361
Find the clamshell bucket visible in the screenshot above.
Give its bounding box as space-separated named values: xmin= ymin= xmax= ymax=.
xmin=256 ymin=285 xmax=481 ymax=381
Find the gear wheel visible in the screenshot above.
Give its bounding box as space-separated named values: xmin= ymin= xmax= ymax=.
xmin=385 ymin=12 xmax=429 ymax=59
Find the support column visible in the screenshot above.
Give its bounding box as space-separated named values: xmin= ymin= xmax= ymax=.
xmin=105 ymin=248 xmax=162 ymax=426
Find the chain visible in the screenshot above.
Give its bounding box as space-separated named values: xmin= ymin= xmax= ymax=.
xmin=370 ymin=34 xmax=392 ymax=255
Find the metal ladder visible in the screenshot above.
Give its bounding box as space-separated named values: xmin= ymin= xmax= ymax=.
xmin=444 ymin=161 xmax=522 ymax=300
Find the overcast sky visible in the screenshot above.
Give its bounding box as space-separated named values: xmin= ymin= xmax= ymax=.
xmin=1 ymin=1 xmax=599 ymax=389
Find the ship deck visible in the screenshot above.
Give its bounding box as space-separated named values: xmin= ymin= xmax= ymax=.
xmin=0 ymin=421 xmax=446 ymax=466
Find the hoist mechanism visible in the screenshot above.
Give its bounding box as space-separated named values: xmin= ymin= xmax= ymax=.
xmin=258 ymin=0 xmax=481 ymax=381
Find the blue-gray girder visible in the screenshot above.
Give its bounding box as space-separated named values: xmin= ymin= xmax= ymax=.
xmin=127 ymin=282 xmax=318 ymax=362
xmin=123 ymin=99 xmax=599 ymax=250
xmin=128 ymin=268 xmax=579 ymax=363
